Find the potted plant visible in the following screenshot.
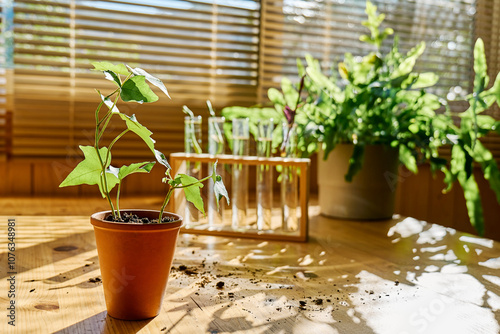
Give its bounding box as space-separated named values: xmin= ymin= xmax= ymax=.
xmin=59 ymin=62 xmax=228 ymax=320
xmin=223 ymin=1 xmax=500 ymax=236
xmin=296 ymin=2 xmax=500 ymax=236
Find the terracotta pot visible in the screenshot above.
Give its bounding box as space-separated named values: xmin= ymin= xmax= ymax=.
xmin=90 ymin=210 xmax=183 ymax=320
xmin=318 ymin=144 xmax=399 ymax=220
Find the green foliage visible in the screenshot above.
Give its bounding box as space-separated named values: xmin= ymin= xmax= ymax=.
xmin=221 ymin=106 xmax=284 ymax=152
xmin=176 ymin=174 xmax=205 ymax=214
xmin=113 ymin=161 xmax=156 ymax=180
xmin=359 ymin=1 xmax=394 ymax=49
xmin=118 ymin=113 xmax=156 ymax=153
xmin=296 ymin=3 xmax=499 ymax=235
xmin=120 ymin=76 xmax=159 ymax=103
xmin=59 ymin=146 xmax=119 ymax=197
xmin=211 ymin=162 xmax=230 ymax=206
xmin=59 ymin=62 xmax=228 ymax=221
xmin=221 ymin=1 xmax=500 ymax=235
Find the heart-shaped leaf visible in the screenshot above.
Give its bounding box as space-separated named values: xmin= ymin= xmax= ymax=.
xmin=120 ymin=75 xmax=159 ymax=103
xmin=119 ymin=113 xmax=156 ymax=153
xmin=178 ymin=173 xmax=205 ymax=215
xmin=127 ymin=65 xmax=170 ymax=98
xmin=59 ymin=145 xmax=119 ymax=197
xmin=116 ymin=161 xmax=156 ymax=180
xmin=92 ymin=62 xmax=129 ymax=75
xmin=104 ymin=71 xmax=122 ymax=87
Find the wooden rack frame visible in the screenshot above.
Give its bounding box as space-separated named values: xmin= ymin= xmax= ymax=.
xmin=169 ymin=153 xmax=310 ymax=242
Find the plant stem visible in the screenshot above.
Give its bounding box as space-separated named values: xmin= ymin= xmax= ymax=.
xmin=158 ymin=173 xmax=215 ymax=222
xmin=104 ymin=129 xmax=130 ymax=166
xmin=94 ymin=100 xmax=116 ymax=219
xmin=159 ymin=187 xmax=174 ymax=222
xmin=95 ymin=148 xmax=116 ymax=218
xmin=116 ymin=181 xmax=122 ymax=216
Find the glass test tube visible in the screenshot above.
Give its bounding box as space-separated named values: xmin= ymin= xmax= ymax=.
xmin=256 ymin=119 xmax=274 ymax=230
xmin=184 ymin=115 xmax=202 ymax=227
xmin=208 ymin=116 xmax=226 ymax=229
xmin=231 ymin=118 xmax=249 ymax=230
xmin=281 ymin=122 xmax=299 ymax=232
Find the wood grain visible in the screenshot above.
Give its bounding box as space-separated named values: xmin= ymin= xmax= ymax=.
xmin=1 ymin=212 xmax=500 ymax=333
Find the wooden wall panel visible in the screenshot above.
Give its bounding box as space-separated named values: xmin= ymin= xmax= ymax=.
xmin=425 ymin=168 xmax=456 ymax=227
xmin=5 ymin=161 xmax=31 ymax=195
xmin=394 ymin=165 xmax=500 ymax=240
xmin=33 ymin=161 xmax=79 ymax=196
xmin=394 ymin=166 xmax=431 ymax=219
xmin=0 ymin=163 xmax=6 ymax=196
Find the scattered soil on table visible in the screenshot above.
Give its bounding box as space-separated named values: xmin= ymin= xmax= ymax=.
xmin=104 ymin=212 xmax=176 ymax=224
xmin=167 ymin=243 xmax=407 ymax=319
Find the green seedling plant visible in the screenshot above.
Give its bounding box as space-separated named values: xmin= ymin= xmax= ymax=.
xmin=59 ymin=62 xmax=228 ymax=222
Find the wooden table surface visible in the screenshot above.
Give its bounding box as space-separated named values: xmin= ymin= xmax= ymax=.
xmin=1 ymin=211 xmax=500 ymax=334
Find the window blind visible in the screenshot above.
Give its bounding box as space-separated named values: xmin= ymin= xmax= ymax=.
xmin=0 ymin=2 xmax=8 ymax=160
xmin=259 ymin=0 xmax=476 ymax=102
xmin=259 ymin=0 xmax=499 ymax=161
xmin=2 ymin=0 xmax=499 ymax=161
xmin=9 ymin=0 xmax=260 ymax=159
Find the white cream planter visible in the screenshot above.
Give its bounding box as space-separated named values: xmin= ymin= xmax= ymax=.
xmin=317 ymin=144 xmax=399 ymax=220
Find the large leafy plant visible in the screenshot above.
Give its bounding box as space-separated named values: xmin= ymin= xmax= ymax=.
xmin=301 ymin=3 xmax=500 ymax=235
xmin=59 ymin=62 xmax=228 ymax=222
xmin=223 ymin=1 xmax=500 ymax=235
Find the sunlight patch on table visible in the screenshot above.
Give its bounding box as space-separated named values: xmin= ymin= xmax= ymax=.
xmin=459 ymin=236 xmax=493 ymax=248
xmin=479 ymin=257 xmax=500 ymax=269
xmin=351 ymin=270 xmax=499 ymax=334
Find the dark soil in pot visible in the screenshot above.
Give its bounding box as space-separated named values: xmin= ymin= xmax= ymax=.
xmin=104 ymin=212 xmax=176 ymax=224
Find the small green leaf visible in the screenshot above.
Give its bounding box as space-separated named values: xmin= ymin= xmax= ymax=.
xmin=168 ymin=175 xmax=182 ymax=187
xmin=391 ymin=42 xmax=425 ymax=79
xmin=119 ymin=113 xmax=156 ymax=153
xmin=126 ymin=65 xmax=170 ymax=98
xmin=399 ymin=145 xmax=417 ymax=174
xmin=345 ymin=144 xmax=365 ymax=182
xmin=338 ymin=62 xmax=349 ymax=80
xmin=268 ymin=88 xmax=286 ymax=106
xmin=473 ymin=38 xmax=488 ymax=94
xmin=104 ymin=71 xmax=122 ymax=87
xmin=155 ymin=149 xmax=171 ymax=169
xmin=281 ymin=78 xmax=298 ymax=109
xmin=117 ymin=161 xmax=156 ymax=180
xmin=214 ymin=175 xmax=229 ymax=206
xmin=457 ymin=170 xmax=484 ymax=236
xmin=210 ymin=162 xmax=230 ymax=206
xmin=411 ymin=72 xmax=439 ymax=89
xmin=179 ymin=174 xmax=205 ymax=215
xmin=306 ymin=66 xmax=342 ymax=96
xmin=490 ymin=72 xmax=500 ymax=106
xmin=92 ymin=62 xmax=129 ymax=75
xmin=121 ymin=76 xmax=159 ymax=103
xmin=59 ymin=146 xmax=119 ymax=197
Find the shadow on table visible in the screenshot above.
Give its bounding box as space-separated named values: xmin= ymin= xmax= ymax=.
xmin=0 ymin=230 xmax=96 ymax=281
xmin=52 ymin=311 xmax=152 ymax=334
xmin=162 ymin=216 xmax=500 ymax=334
